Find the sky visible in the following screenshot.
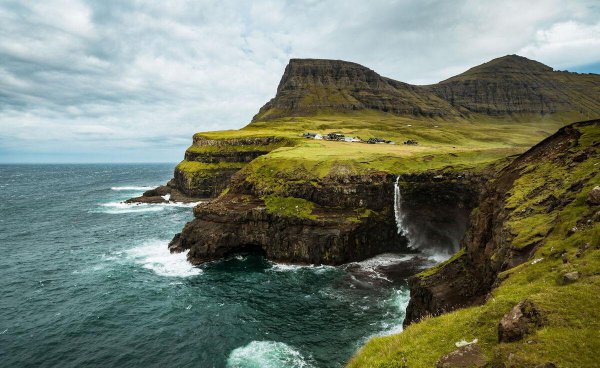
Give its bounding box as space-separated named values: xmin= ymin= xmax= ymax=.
xmin=1 ymin=0 xmax=599 ymax=163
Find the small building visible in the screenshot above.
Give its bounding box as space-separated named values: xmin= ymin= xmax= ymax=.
xmin=326 ymin=133 xmax=345 ymax=141
xmin=314 ymin=134 xmax=323 ymax=140
xmin=403 ymin=139 xmax=418 ymax=145
xmin=344 ymin=136 xmax=361 ymax=142
xmin=367 ymin=137 xmax=386 ymax=144
xmin=303 ymin=132 xmax=316 ymax=138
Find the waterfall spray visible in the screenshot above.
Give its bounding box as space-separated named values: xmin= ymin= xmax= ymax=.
xmin=393 ymin=176 xmax=412 ymax=248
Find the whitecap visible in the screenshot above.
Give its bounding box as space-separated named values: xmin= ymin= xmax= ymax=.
xmin=98 ymin=200 xmax=201 ymax=214
xmin=269 ymin=262 xmax=335 ymax=273
xmin=373 ymin=288 xmax=411 ymax=336
xmin=110 ymin=186 xmax=156 ymax=191
xmin=226 ymin=341 xmax=313 ymax=368
xmin=99 ymin=202 xmax=165 ymax=214
xmin=125 ymin=240 xmax=202 ymax=277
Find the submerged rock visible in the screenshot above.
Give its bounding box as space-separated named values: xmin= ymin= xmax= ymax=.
xmin=498 ymin=300 xmax=544 ymax=343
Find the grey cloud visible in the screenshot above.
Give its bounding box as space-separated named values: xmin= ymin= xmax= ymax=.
xmin=0 ymin=0 xmax=598 ymax=162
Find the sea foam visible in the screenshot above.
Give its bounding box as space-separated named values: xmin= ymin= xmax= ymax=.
xmin=110 ymin=186 xmax=156 ymax=191
xmin=99 ymin=200 xmax=200 ymax=214
xmin=125 ymin=240 xmax=202 ymax=277
xmin=226 ymin=341 xmax=313 ymax=368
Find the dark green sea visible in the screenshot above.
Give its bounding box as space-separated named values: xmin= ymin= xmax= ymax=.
xmin=0 ymin=164 xmax=420 ymax=368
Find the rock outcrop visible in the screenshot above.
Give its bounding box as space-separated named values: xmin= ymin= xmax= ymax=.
xmin=498 ymin=300 xmax=544 ymax=342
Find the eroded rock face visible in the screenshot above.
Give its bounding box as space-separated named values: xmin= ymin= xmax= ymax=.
xmin=170 ymin=171 xmax=407 ymax=265
xmin=170 ymin=167 xmax=485 ymax=266
xmin=498 ymin=300 xmax=544 ymax=343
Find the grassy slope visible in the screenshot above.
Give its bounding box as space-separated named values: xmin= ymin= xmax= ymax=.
xmin=348 ymin=123 xmax=600 ymax=368
xmin=235 ymin=111 xmax=580 ymax=183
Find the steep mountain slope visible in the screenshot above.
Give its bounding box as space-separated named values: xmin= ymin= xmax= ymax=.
xmin=428 ymin=55 xmax=600 ymax=116
xmin=252 ymin=59 xmax=458 ymax=121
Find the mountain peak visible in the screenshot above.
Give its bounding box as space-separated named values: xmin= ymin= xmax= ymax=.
xmin=252 ymin=58 xmax=456 ymax=121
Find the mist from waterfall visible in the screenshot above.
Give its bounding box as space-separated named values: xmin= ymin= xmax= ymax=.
xmin=393 ymin=176 xmax=466 ymax=261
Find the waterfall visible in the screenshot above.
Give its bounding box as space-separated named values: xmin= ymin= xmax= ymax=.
xmin=393 ymin=176 xmax=412 ymax=248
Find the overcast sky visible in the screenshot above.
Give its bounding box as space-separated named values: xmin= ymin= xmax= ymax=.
xmin=1 ymin=0 xmax=599 ymax=163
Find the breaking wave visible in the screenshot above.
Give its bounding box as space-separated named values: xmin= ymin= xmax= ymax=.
xmin=125 ymin=240 xmax=202 ymax=277
xmin=110 ymin=186 xmax=156 ymax=191
xmin=226 ymin=341 xmax=313 ymax=368
xmin=98 ymin=200 xmax=200 ymax=214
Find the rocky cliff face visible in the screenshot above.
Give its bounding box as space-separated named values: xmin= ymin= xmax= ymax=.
xmin=169 ymin=167 xmax=487 ymax=266
xmin=404 ymin=119 xmax=600 ymax=326
xmin=169 ymin=170 xmax=406 ymax=264
xmin=253 ymin=55 xmax=600 ymax=122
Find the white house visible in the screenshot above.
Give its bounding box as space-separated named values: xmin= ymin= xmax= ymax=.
xmin=314 ymin=134 xmax=323 ymax=140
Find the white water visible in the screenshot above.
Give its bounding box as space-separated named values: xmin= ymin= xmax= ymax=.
xmin=393 ymin=176 xmax=412 ymax=246
xmin=99 ymin=200 xmax=201 ymax=214
xmin=393 ymin=177 xmax=454 ymax=262
xmin=125 ymin=240 xmax=202 ymax=277
xmin=227 ymin=341 xmax=313 ymax=368
xmin=110 ymin=186 xmax=156 ymax=191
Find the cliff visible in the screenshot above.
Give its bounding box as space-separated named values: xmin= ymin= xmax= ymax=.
xmin=349 ymin=120 xmax=600 ymax=367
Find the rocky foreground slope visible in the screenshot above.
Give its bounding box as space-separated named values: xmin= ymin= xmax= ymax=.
xmin=349 ymin=119 xmax=600 ymax=367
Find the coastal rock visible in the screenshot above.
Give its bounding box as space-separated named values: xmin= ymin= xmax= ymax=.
xmin=172 ymin=169 xmax=482 ymax=266
xmin=498 ymin=300 xmax=544 ymax=342
xmin=436 ymin=343 xmax=486 ymax=368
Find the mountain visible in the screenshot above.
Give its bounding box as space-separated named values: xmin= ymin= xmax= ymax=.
xmin=253 ymin=55 xmax=600 ymax=121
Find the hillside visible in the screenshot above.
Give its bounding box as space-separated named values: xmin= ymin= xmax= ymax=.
xmin=349 ymin=120 xmax=600 ymax=367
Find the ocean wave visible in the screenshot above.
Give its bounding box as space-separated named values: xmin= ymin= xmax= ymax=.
xmin=226 ymin=341 xmax=313 ymax=368
xmin=268 ymin=262 xmax=336 ymax=273
xmin=110 ymin=186 xmax=156 ymax=191
xmin=98 ymin=200 xmax=201 ymax=214
xmin=125 ymin=240 xmax=202 ymax=277
xmin=374 ymin=288 xmax=411 ymax=337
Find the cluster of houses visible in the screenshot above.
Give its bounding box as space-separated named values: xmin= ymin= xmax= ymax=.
xmin=302 ymin=132 xmax=419 ymax=146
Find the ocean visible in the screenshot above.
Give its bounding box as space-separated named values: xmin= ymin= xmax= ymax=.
xmin=0 ymin=164 xmax=413 ymax=368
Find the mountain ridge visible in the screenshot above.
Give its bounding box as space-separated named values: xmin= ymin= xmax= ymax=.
xmin=252 ymin=55 xmax=600 ymax=121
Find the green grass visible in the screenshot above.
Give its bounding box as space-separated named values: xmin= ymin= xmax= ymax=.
xmin=348 ymin=122 xmax=600 ymax=367
xmin=175 ymin=160 xmax=245 ymax=174
xmin=263 ymin=195 xmax=317 ymax=220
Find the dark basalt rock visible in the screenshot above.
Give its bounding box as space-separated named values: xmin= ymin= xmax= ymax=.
xmin=126 ymin=180 xmax=204 ymax=204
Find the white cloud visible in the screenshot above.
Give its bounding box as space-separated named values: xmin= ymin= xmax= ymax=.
xmin=0 ymin=0 xmax=598 ymax=162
